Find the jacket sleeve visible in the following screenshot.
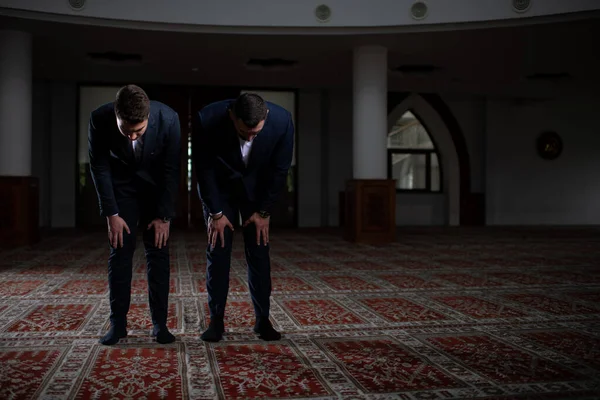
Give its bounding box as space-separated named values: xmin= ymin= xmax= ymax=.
xmin=258 ymin=114 xmax=294 ymax=213
xmin=192 ymin=111 xmax=222 ymax=214
xmin=88 ymin=112 xmax=119 ymax=217
xmin=157 ymin=114 xmax=181 ymax=218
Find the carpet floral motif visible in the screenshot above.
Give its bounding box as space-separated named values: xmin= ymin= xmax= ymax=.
xmin=212 ymin=343 xmax=331 ymax=399
xmin=0 ymin=227 xmax=599 ymax=399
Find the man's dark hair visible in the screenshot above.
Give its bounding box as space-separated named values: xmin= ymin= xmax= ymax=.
xmin=114 ymin=84 xmax=150 ymax=123
xmin=232 ymin=93 xmax=268 ymax=128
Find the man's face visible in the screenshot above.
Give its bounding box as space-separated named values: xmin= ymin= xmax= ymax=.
xmin=117 ymin=116 xmax=148 ymax=141
xmin=229 ymin=110 xmax=267 ymax=142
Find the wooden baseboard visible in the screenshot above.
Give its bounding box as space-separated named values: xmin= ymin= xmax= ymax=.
xmin=344 ymin=179 xmax=396 ymax=244
xmin=0 ymin=176 xmax=40 ymax=247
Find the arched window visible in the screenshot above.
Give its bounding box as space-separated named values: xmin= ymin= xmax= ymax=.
xmin=387 ymin=110 xmax=441 ymax=192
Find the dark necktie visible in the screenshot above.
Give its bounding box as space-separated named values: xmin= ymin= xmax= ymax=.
xmin=133 ymin=136 xmax=143 ymax=163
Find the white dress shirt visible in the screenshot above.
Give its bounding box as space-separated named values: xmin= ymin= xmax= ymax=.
xmin=239 ymin=136 xmax=253 ymax=166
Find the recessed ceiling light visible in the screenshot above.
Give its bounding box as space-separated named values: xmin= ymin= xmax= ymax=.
xmin=315 ymin=4 xmax=332 ymax=23
xmin=410 ymin=1 xmax=428 ymax=20
xmin=512 ymin=0 xmax=532 ymax=13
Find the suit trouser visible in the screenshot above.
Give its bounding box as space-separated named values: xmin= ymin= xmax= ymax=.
xmin=203 ymin=201 xmax=271 ymax=319
xmin=108 ymin=192 xmax=171 ymax=329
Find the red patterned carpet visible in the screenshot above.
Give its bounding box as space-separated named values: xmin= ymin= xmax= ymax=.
xmin=1 ymin=227 xmax=600 ymax=399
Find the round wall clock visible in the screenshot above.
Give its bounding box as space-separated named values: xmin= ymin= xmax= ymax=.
xmin=536 ymin=131 xmax=562 ymax=160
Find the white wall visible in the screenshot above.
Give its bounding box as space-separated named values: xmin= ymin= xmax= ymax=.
xmin=297 ymin=90 xmax=322 ymax=227
xmin=1 ymin=0 xmax=598 ymax=30
xmin=396 ymin=194 xmax=446 ymax=225
xmin=486 ymin=95 xmax=600 ymax=225
xmin=34 ymin=80 xmax=600 ymax=228
xmin=326 ymin=89 xmax=354 ymax=226
xmin=445 ymin=95 xmax=487 ymax=193
xmin=296 ymin=88 xmax=354 ymax=228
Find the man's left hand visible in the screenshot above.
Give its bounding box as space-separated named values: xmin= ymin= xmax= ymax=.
xmin=243 ymin=213 xmax=270 ymax=245
xmin=147 ymin=218 xmax=170 ymax=249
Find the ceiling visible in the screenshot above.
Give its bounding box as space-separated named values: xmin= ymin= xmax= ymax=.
xmin=2 ymin=14 xmax=600 ymax=97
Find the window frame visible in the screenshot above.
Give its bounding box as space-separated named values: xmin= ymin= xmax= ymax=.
xmin=386 ymin=111 xmax=443 ymax=194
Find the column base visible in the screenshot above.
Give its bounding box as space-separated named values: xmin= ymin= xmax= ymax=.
xmin=344 ymin=179 xmax=396 ymax=244
xmin=0 ymin=176 xmax=40 ymax=247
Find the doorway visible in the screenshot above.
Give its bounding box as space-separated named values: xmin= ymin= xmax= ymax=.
xmin=76 ymin=84 xmax=298 ymax=229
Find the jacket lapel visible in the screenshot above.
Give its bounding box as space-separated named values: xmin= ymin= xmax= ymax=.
xmin=246 ymin=107 xmax=271 ymax=170
xmin=246 ymin=134 xmax=264 ymax=170
xmin=114 ymin=129 xmax=135 ymax=165
xmin=141 ymin=113 xmax=156 ymax=166
xmin=228 ymin=126 xmax=246 ymax=171
xmin=122 ymin=135 xmax=134 ymax=163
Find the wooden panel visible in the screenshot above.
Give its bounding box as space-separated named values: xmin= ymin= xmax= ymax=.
xmin=344 ymin=179 xmax=396 ymax=243
xmin=0 ymin=176 xmax=40 ymax=247
xmin=362 ymin=187 xmax=388 ymax=231
xmin=344 ymin=184 xmax=356 ymax=234
xmin=338 ymin=191 xmax=346 ymax=227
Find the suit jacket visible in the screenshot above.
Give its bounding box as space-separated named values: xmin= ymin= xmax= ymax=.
xmin=192 ymin=99 xmax=294 ymax=215
xmin=88 ymin=100 xmax=181 ymax=218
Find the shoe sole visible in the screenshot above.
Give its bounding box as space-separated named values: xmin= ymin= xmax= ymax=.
xmin=201 ymin=337 xmax=222 ymax=343
xmin=254 ymin=330 xmax=282 ymax=341
xmin=98 ymin=333 xmax=127 ymax=345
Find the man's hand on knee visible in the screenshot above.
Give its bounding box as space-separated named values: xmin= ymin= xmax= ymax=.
xmin=147 ymin=219 xmax=170 ymax=249
xmin=208 ymin=214 xmax=234 ymax=249
xmin=107 ymin=215 xmax=131 ymax=249
xmin=243 ymin=213 xmax=270 ymax=246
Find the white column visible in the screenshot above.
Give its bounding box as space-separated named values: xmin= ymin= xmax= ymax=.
xmin=352 ymin=45 xmax=388 ymax=179
xmin=0 ymin=30 xmax=32 ymax=176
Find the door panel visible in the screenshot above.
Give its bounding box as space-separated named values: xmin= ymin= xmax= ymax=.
xmin=189 ymin=86 xmax=242 ymax=229
xmin=143 ymin=85 xmax=190 ymax=229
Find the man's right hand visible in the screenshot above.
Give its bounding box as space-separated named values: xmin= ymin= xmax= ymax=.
xmin=208 ymin=214 xmax=234 ymax=249
xmin=107 ymin=215 xmax=131 ymax=248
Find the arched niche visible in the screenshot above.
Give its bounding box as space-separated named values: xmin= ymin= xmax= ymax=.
xmin=388 ymin=93 xmax=461 ymax=225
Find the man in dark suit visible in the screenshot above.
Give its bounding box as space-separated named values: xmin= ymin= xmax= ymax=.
xmin=88 ymin=84 xmax=181 ymax=345
xmin=192 ymin=93 xmax=294 ymax=342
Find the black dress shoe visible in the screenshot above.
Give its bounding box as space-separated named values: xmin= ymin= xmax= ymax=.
xmin=99 ymin=325 xmax=127 ymax=345
xmin=151 ymin=326 xmax=176 ymax=344
xmin=201 ymin=317 xmax=224 ymax=342
xmin=254 ymin=317 xmax=281 ymax=341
